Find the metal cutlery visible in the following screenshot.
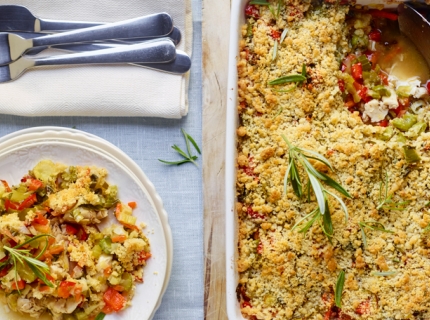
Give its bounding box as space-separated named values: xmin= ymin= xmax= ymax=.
xmin=0 ymin=6 xmax=182 ymax=46
xmin=0 ymin=12 xmax=173 ymax=65
xmin=0 ymin=5 xmax=101 ymax=32
xmin=34 ymin=40 xmax=191 ymax=74
xmin=13 ymin=27 xmax=182 ymax=55
xmin=0 ymin=39 xmax=176 ymax=83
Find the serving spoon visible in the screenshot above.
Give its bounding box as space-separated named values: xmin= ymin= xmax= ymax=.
xmin=0 ymin=39 xmax=176 ymax=83
xmin=397 ymin=3 xmax=430 ymax=68
xmin=0 ymin=12 xmax=173 ymax=65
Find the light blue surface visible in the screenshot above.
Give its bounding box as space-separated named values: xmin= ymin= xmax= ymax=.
xmin=0 ymin=1 xmax=203 ymax=319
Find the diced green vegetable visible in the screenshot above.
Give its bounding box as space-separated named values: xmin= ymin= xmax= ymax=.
xmin=120 ymin=272 xmax=133 ymax=291
xmin=117 ymin=213 xmax=137 ymax=226
xmin=342 ymin=74 xmax=361 ymax=103
xmin=407 ymin=122 xmax=427 ymax=138
xmin=391 ymin=114 xmax=417 ymax=132
xmin=368 ymin=89 xmax=380 ymax=99
xmin=17 ymin=262 xmax=36 ymax=283
xmin=396 ymin=86 xmax=412 ymax=98
xmin=403 ymin=146 xmax=421 ymax=163
xmin=33 ymin=160 xmax=67 ymax=183
xmin=10 ymin=185 xmax=30 ymax=202
xmin=363 ymin=70 xmax=381 ymax=87
xmin=246 ymin=22 xmax=253 ymax=37
xmin=95 ymin=313 xmax=106 ymax=320
xmin=99 ymin=237 xmax=112 ymax=254
xmin=351 ymin=34 xmax=368 ymax=48
xmin=372 ymin=85 xmax=391 ymax=97
xmin=92 ymin=244 xmax=103 ymax=259
xmin=378 ymin=126 xmax=393 ymax=141
xmin=108 ymin=274 xmax=121 ymax=285
xmin=357 ymin=55 xmax=371 ymax=71
xmin=395 ymin=133 xmax=407 ymax=143
xmin=73 ymin=310 xmax=88 ymax=320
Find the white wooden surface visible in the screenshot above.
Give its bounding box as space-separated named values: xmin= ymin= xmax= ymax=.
xmin=202 ymin=0 xmax=230 ymax=318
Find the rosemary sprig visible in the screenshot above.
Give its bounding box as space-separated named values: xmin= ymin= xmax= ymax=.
xmin=249 ymin=0 xmax=282 ymax=19
xmin=158 ymin=129 xmax=201 ymax=167
xmin=334 ymin=270 xmax=345 ymax=308
xmin=283 ymin=135 xmax=351 ymax=217
xmin=1 ymin=234 xmax=54 ymax=290
xmin=359 ymin=221 xmax=394 ymax=248
xmin=377 ymin=172 xmax=410 ymax=211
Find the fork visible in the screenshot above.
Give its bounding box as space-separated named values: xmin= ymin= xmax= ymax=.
xmin=0 ymin=39 xmax=176 ymax=83
xmin=0 ymin=12 xmax=173 ymax=65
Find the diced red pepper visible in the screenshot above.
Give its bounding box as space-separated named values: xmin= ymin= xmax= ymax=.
xmin=76 ymin=226 xmax=88 ymax=241
xmin=138 ymin=251 xmax=152 ymax=263
xmin=0 ymin=266 xmax=11 ymax=277
xmin=257 ymin=242 xmax=263 ymax=254
xmin=127 ymin=201 xmax=137 ymax=209
xmin=426 ymin=80 xmax=430 ymax=93
xmin=26 ymin=178 xmax=43 ymax=191
xmin=351 ymin=63 xmax=363 ymax=80
xmin=33 ymin=212 xmax=48 ymax=226
xmin=378 ymin=72 xmax=389 ymax=85
xmin=245 ymin=4 xmax=259 ymax=19
xmin=355 ymin=299 xmax=370 ymax=315
xmin=378 ymin=119 xmax=389 ymax=127
xmin=0 ymin=180 xmax=10 ymax=192
xmin=65 ymin=224 xmax=78 ymax=235
xmin=242 ymin=301 xmax=252 ymax=308
xmin=5 ymin=200 xmax=19 ymax=211
xmin=271 ymin=29 xmax=281 ymax=39
xmin=357 ymin=86 xmax=370 ymax=102
xmin=18 ymin=193 xmax=37 ymax=210
xmin=103 ymin=287 xmax=126 ymax=312
xmin=368 ymin=29 xmax=382 ymax=42
xmin=11 ymin=280 xmax=25 ymax=290
xmin=364 ymin=50 xmax=378 ymax=66
xmin=368 ymin=9 xmax=398 ymax=21
xmin=247 ymin=206 xmax=265 ymax=220
xmin=57 ymin=281 xmax=76 ymax=299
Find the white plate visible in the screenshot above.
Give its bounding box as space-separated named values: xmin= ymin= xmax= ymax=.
xmin=0 ymin=128 xmax=172 ymax=320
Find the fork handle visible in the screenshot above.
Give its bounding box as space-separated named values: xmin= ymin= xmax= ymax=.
xmin=39 ymin=19 xmax=102 ymax=32
xmin=33 ymin=40 xmax=176 ymax=66
xmin=32 ymin=13 xmax=173 ymax=47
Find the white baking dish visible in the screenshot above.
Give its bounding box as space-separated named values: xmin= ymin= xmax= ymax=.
xmin=225 ymin=1 xmax=406 ymax=319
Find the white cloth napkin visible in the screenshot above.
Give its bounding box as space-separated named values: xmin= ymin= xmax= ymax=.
xmin=0 ymin=0 xmax=192 ymax=118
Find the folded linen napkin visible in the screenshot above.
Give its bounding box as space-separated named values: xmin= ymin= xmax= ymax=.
xmin=0 ymin=0 xmax=192 ymax=118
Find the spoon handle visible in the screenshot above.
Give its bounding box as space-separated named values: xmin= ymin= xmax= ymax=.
xmin=33 ymin=40 xmax=176 ymax=67
xmin=32 ymin=13 xmax=173 ymax=47
xmin=39 ymin=19 xmax=102 ymax=32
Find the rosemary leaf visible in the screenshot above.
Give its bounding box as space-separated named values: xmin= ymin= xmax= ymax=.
xmin=308 ymin=173 xmax=325 ymax=214
xmin=27 ymin=262 xmax=54 ymax=287
xmin=335 ymin=270 xmax=345 ymax=308
xmin=172 ymin=145 xmax=190 ymax=159
xmin=377 ymin=172 xmax=409 ymax=211
xmin=13 ymin=234 xmax=53 ymax=250
xmin=300 ymin=155 xmax=327 ymax=181
xmin=249 ymin=0 xmax=270 ymax=4
xmin=292 ymin=208 xmax=319 ymax=233
xmin=371 ymin=271 xmax=398 ymax=276
xmin=359 ymin=221 xmax=393 ymax=248
xmin=185 ymin=132 xmax=201 ymax=154
xmin=159 ymin=129 xmax=201 ymax=167
xmin=318 ymin=172 xmax=352 ymax=199
xmin=280 ymin=29 xmax=288 ymax=43
xmin=321 ymin=203 xmax=334 ymax=238
xmin=325 ymin=189 xmax=348 ymax=221
xmin=95 ymin=313 xmax=106 ymax=320
xmin=360 ymin=224 xmax=368 ymax=248
xmin=296 ymin=148 xmax=333 ymax=170
xmin=158 ymin=158 xmax=198 ymax=166
xmin=269 ymin=74 xmax=306 ymax=85
xmin=301 ymin=63 xmax=307 ymax=77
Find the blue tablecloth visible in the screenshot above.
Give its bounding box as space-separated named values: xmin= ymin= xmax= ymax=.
xmin=0 ymin=1 xmax=203 ymax=318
